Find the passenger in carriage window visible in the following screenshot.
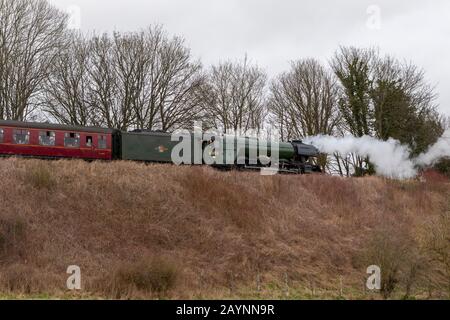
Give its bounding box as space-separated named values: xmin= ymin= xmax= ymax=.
xmin=86 ymin=136 xmax=93 ymax=147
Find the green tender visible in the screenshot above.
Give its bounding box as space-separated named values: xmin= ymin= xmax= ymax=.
xmin=121 ymin=131 xmax=176 ymax=162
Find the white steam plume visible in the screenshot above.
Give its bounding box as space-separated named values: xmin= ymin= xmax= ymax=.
xmin=414 ymin=129 xmax=450 ymax=167
xmin=304 ymin=135 xmax=417 ymax=179
xmin=305 ymin=129 xmax=450 ymax=179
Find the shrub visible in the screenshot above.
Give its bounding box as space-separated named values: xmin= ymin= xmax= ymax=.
xmin=360 ymin=225 xmax=420 ymax=299
xmin=101 ymin=257 xmax=179 ymax=298
xmin=24 ymin=162 xmax=55 ymax=190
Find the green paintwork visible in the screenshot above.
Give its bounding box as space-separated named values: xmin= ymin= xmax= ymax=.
xmin=121 ymin=132 xmax=297 ymax=165
xmin=120 ymin=131 xmax=203 ymax=163
xmin=217 ymin=136 xmax=295 ymax=164
xmin=121 ymin=132 xmax=177 ymax=162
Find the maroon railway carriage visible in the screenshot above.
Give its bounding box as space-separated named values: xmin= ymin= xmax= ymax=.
xmin=0 ymin=120 xmax=116 ymax=160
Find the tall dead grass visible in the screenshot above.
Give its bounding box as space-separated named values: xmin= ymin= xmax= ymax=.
xmin=92 ymin=256 xmax=179 ymax=299
xmin=0 ymin=158 xmax=448 ymax=299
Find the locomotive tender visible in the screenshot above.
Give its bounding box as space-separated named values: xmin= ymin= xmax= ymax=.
xmin=0 ymin=120 xmax=320 ymax=173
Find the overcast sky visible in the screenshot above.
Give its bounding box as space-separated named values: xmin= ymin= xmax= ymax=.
xmin=50 ymin=0 xmax=450 ymax=116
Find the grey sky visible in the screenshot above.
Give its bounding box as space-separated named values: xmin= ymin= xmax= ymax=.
xmin=50 ymin=0 xmax=450 ymax=116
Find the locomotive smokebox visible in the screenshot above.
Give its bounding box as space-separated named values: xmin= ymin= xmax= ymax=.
xmin=291 ymin=140 xmax=320 ymax=158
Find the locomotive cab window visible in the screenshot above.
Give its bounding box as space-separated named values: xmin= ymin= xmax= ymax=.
xmin=13 ymin=129 xmax=30 ymax=145
xmin=64 ymin=132 xmax=80 ymax=148
xmin=86 ymin=136 xmax=93 ymax=147
xmin=0 ymin=128 xmax=3 ymax=143
xmin=39 ymin=131 xmax=56 ymax=146
xmin=98 ymin=135 xmax=107 ymax=149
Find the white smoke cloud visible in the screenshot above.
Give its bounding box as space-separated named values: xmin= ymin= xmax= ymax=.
xmin=414 ymin=129 xmax=450 ymax=167
xmin=304 ymin=135 xmax=417 ymax=179
xmin=305 ymin=130 xmax=450 ymax=179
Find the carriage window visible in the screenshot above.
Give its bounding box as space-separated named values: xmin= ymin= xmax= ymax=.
xmin=86 ymin=136 xmax=93 ymax=147
xmin=13 ymin=129 xmax=30 ymax=144
xmin=39 ymin=131 xmax=55 ymax=146
xmin=0 ymin=129 xmax=3 ymax=143
xmin=98 ymin=135 xmax=107 ymax=149
xmin=64 ymin=132 xmax=80 ymax=148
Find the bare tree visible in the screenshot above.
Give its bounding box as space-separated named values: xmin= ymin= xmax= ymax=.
xmin=199 ymin=57 xmax=267 ymax=133
xmin=47 ymin=31 xmax=146 ymax=130
xmin=45 ymin=26 xmax=203 ymax=131
xmin=43 ymin=32 xmax=93 ymax=126
xmin=269 ymin=59 xmax=339 ymax=139
xmin=0 ymin=0 xmax=67 ymax=120
xmin=88 ymin=33 xmax=131 ymax=130
xmin=137 ymin=27 xmax=204 ymax=131
xmin=268 ymin=59 xmax=339 ymax=170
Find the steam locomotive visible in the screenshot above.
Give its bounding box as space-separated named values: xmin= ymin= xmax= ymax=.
xmin=0 ymin=120 xmax=321 ymax=174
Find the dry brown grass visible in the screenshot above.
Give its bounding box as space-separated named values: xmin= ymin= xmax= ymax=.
xmin=22 ymin=162 xmax=56 ymax=190
xmin=0 ymin=264 xmax=45 ymax=294
xmin=92 ymin=256 xmax=179 ymax=299
xmin=0 ymin=214 xmax=27 ymax=261
xmin=0 ymin=158 xmax=448 ymax=299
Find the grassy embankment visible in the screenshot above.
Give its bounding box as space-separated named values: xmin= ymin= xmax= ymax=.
xmin=0 ymin=158 xmax=449 ymax=299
